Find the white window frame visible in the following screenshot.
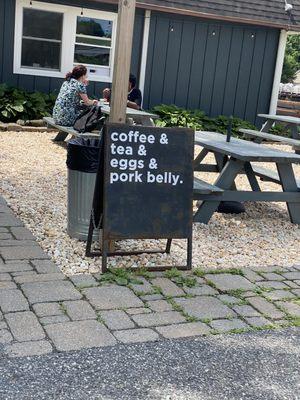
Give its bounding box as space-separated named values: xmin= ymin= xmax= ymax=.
xmin=14 ymin=0 xmax=117 ymax=82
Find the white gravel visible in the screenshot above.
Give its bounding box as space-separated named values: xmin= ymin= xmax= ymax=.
xmin=0 ymin=130 xmax=299 ymax=275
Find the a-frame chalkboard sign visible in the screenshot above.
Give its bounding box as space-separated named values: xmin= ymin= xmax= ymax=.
xmin=86 ymin=123 xmax=194 ymax=272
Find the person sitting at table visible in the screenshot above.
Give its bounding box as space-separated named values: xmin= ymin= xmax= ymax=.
xmin=103 ymin=73 xmax=142 ymax=110
xmin=53 ymin=65 xmax=98 ymax=126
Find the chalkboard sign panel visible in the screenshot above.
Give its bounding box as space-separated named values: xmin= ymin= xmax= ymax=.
xmin=102 ymin=123 xmax=194 ymax=240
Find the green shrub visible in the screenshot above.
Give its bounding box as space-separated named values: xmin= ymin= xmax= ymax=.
xmin=269 ymin=123 xmax=291 ymax=138
xmin=0 ymin=84 xmax=56 ymax=123
xmin=153 ymin=104 xmax=256 ymax=137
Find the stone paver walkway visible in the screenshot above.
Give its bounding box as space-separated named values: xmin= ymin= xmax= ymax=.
xmin=0 ymin=195 xmax=300 ymax=358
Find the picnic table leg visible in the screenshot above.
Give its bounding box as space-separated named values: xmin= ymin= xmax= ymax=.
xmin=260 ymin=120 xmax=274 ymax=133
xmin=276 ymin=163 xmax=300 ymax=224
xmin=193 ymin=158 xmax=244 ymax=223
xmin=53 ymin=131 xmax=69 ymax=142
xmin=194 ymin=149 xmax=209 ymax=168
xmin=290 ymin=125 xmax=300 ymax=154
xmin=244 ymin=162 xmax=261 ymax=191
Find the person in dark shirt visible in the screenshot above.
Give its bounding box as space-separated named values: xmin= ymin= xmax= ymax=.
xmin=103 ymin=73 xmax=142 ymax=110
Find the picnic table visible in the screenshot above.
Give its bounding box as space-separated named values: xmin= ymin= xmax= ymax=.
xmin=240 ymin=114 xmax=300 ymax=154
xmin=44 ymin=107 xmax=159 ymax=142
xmin=258 ymin=114 xmax=300 ymax=138
xmin=100 ymin=105 xmax=158 ymax=127
xmin=193 ymin=131 xmax=300 ymax=224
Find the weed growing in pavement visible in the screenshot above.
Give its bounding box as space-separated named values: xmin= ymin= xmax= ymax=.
xmin=193 ymin=268 xmax=244 ymax=277
xmin=205 ymin=280 xmax=218 ymax=290
xmin=185 ymin=315 xmax=199 ymax=323
xmin=166 ymin=297 xmax=198 ymax=322
xmin=227 ymin=328 xmax=251 ymax=334
xmin=59 ymin=303 xmax=68 ymax=315
xmin=152 ymin=285 xmax=163 ymax=295
xmin=184 ymin=293 xmax=196 ymax=299
xmin=225 ymin=289 xmax=245 ymax=297
xmin=98 ymin=268 xmax=143 ymax=286
xmin=96 ymin=313 xmax=106 ymax=325
xmin=200 ymin=318 xmax=212 ymax=324
xmin=283 ymin=315 xmax=300 ymax=327
xmin=164 ymin=268 xmax=197 ymax=287
xmin=134 ymin=267 xmax=155 ymax=280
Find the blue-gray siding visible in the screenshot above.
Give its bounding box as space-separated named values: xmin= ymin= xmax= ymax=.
xmin=143 ymin=12 xmax=279 ymax=124
xmin=0 ymin=0 xmax=144 ymax=97
xmin=0 ymin=1 xmax=279 ymax=125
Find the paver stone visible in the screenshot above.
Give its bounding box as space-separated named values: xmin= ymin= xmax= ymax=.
xmin=156 ymin=322 xmax=210 ymax=338
xmin=6 ymin=341 xmax=53 ymax=357
xmin=31 ymin=260 xmax=60 ymax=274
xmin=100 ymin=310 xmax=135 ymax=330
xmin=205 ymin=274 xmax=256 ymax=291
xmin=0 ymin=246 xmax=49 ymax=260
xmin=132 ymin=311 xmax=186 ymax=327
xmin=151 ymin=278 xmax=184 ymax=297
xmin=0 ymin=289 xmax=29 ymax=312
xmin=174 ymin=296 xmax=235 ymax=320
xmin=21 ymin=281 xmax=81 ymax=303
xmin=210 ymin=319 xmax=248 ymax=332
xmin=45 ymin=320 xmax=116 ymax=351
xmin=83 ymin=285 xmax=143 ymax=310
xmin=247 ymin=297 xmax=284 ymax=319
xmin=63 ymin=300 xmax=97 ymax=321
xmin=6 ymin=311 xmax=45 ymax=341
xmin=114 ymin=328 xmax=159 ymax=343
xmin=282 ymin=272 xmax=300 ymax=280
xmin=276 ymin=301 xmax=300 ymax=318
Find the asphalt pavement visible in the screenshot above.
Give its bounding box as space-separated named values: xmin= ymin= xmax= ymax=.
xmin=0 ymin=327 xmax=299 ymax=400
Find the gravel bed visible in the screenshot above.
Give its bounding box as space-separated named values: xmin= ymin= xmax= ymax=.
xmin=0 ymin=131 xmax=299 ymax=275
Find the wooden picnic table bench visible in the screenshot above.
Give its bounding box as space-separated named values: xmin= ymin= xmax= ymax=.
xmin=43 ymin=117 xmax=100 ymax=142
xmin=44 ymin=107 xmax=159 ymax=142
xmin=239 ymin=128 xmax=300 ymax=149
xmin=257 ymin=113 xmax=300 ymax=154
xmin=193 ymin=131 xmax=300 ymax=224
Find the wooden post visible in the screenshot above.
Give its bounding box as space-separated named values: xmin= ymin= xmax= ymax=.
xmin=109 ymin=0 xmax=136 ymax=123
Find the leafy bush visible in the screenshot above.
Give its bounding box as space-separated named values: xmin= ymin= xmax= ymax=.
xmin=152 ymin=104 xmax=256 ymax=137
xmin=269 ymin=123 xmax=291 ymax=138
xmin=0 ymin=84 xmax=56 ymax=123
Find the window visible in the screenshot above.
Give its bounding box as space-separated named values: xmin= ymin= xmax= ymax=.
xmin=14 ymin=1 xmax=117 ymax=82
xmin=21 ymin=9 xmax=63 ymax=70
xmin=74 ymin=16 xmax=114 ymax=78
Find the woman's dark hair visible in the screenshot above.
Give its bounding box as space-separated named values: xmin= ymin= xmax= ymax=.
xmin=66 ymin=65 xmax=87 ymax=81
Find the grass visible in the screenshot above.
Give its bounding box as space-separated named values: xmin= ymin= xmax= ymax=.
xmin=164 ymin=268 xmax=197 ymax=287
xmin=59 ymin=302 xmax=68 ymax=315
xmin=98 ymin=268 xmax=143 ymax=286
xmin=223 ymin=289 xmax=245 ymax=297
xmin=205 ymin=279 xmax=218 ymax=290
xmin=193 ymin=268 xmax=244 ymax=277
xmin=200 ymin=318 xmax=212 ymax=324
xmin=134 ymin=267 xmax=155 ymax=280
xmin=166 ymin=297 xmax=198 ymax=322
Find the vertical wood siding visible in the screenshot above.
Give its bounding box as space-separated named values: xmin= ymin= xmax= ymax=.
xmin=0 ymin=0 xmax=144 ymax=97
xmin=0 ymin=2 xmax=279 ymax=124
xmin=144 ymin=12 xmax=279 ymax=124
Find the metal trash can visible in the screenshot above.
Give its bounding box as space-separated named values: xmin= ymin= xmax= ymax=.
xmin=66 ymin=137 xmax=101 ymax=241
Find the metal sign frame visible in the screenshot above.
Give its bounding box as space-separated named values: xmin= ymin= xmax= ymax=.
xmin=86 ymin=123 xmax=193 ymax=272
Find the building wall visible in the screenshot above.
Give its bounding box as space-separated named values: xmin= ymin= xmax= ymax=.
xmin=0 ymin=0 xmax=145 ymax=97
xmin=143 ymin=12 xmax=279 ymax=125
xmin=0 ymin=1 xmax=279 ymax=124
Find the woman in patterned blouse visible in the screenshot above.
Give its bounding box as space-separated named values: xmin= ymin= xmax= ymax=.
xmin=53 ymin=65 xmax=97 ymax=126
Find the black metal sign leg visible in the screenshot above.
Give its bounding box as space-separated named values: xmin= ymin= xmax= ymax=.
xmin=165 ymin=239 xmax=172 ymax=254
xmin=102 ymin=239 xmax=109 ymax=273
xmin=187 ymin=236 xmax=193 ymax=270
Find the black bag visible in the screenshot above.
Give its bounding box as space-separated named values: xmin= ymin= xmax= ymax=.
xmin=73 ymin=105 xmax=104 ymax=133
